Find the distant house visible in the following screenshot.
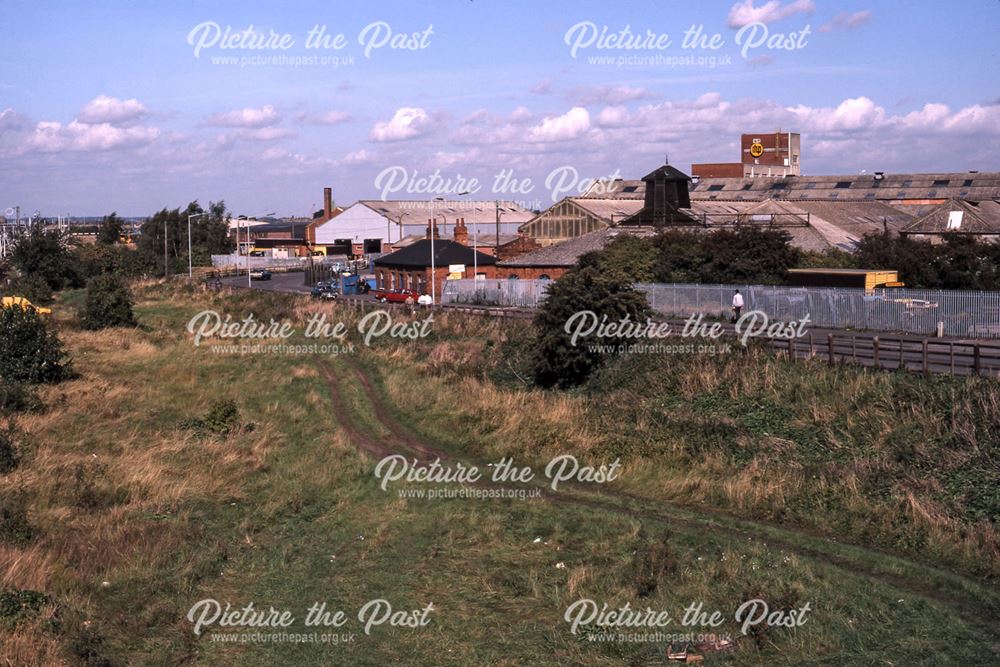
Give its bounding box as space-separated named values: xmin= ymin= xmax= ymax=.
xmin=900 ymin=199 xmax=1000 ymax=243
xmin=373 ymin=220 xmax=498 ymax=296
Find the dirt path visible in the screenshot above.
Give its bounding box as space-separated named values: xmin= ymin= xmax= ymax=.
xmin=317 ymin=356 xmax=1000 ymax=637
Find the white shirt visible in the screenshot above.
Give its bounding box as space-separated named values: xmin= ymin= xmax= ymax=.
xmin=732 ymin=293 xmax=744 ymax=308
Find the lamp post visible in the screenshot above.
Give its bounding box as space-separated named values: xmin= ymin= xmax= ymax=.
xmin=187 ymin=212 xmax=206 ymax=278
xmin=494 ymin=200 xmax=505 ymax=257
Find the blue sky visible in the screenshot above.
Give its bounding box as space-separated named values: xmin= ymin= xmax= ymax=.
xmin=1 ymin=0 xmax=998 ymax=216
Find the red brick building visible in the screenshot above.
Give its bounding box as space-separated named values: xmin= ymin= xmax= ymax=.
xmin=373 ymin=219 xmax=498 ymax=296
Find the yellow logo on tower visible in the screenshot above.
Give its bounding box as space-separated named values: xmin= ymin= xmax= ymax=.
xmin=750 ymin=142 xmax=764 ymax=158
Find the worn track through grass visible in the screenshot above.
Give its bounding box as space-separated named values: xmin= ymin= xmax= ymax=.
xmin=316 ymin=357 xmax=1000 ymax=642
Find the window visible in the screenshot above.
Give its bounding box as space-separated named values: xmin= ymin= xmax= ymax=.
xmin=804 ymin=182 xmax=817 ymax=190
xmin=835 ymin=181 xmax=851 ymax=189
xmin=901 ymin=180 xmax=912 ymax=188
xmin=538 ymin=274 xmax=551 ymax=281
xmin=708 ymin=184 xmax=724 ymax=191
xmin=771 ymin=182 xmax=788 ymax=190
xmin=932 ymin=179 xmax=950 ymax=187
xmin=622 ymin=185 xmax=638 ymax=193
xmin=865 ymin=193 xmax=876 ymax=200
xmin=742 ymin=184 xmax=753 ymax=191
xmin=962 ymin=179 xmax=974 ymax=187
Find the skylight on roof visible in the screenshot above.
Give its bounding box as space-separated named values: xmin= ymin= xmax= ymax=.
xmin=622 ymin=186 xmax=638 ymax=193
xmin=708 ymin=184 xmax=724 ymax=191
xmin=933 ymin=179 xmax=950 ymax=187
xmin=835 ymin=181 xmax=851 ymax=189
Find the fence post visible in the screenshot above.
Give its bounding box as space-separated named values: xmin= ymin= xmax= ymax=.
xmin=828 ymin=334 xmax=835 ymax=365
xmin=950 ymin=342 xmax=955 ymax=375
xmin=873 ymin=337 xmax=880 ymax=368
xmin=809 ymin=333 xmax=815 ymax=358
xmin=922 ymin=340 xmax=929 ymax=376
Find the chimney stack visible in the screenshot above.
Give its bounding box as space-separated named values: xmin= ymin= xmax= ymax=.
xmin=426 ymin=219 xmax=440 ymax=240
xmin=323 ymin=187 xmax=333 ymax=219
xmin=453 ymin=217 xmax=468 ymax=245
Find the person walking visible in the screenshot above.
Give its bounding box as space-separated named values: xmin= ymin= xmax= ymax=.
xmin=731 ymin=290 xmax=744 ymax=323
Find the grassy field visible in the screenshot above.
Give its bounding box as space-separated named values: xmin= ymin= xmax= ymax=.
xmin=2 ymin=283 xmax=999 ymax=665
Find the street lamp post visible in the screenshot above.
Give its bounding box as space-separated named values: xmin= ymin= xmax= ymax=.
xmin=188 ymin=212 xmax=207 ymax=279
xmin=494 ymin=200 xmax=505 ymax=257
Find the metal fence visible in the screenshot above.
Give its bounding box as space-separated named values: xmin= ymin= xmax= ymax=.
xmin=440 ymin=278 xmax=1000 ymax=338
xmin=441 ymin=279 xmax=553 ymax=308
xmin=639 ymin=283 xmax=1000 ymax=338
xmin=211 ymin=254 xmax=307 ymax=269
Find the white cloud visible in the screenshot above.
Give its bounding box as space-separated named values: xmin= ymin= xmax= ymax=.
xmin=530 ymin=78 xmax=553 ymax=95
xmin=24 ymin=119 xmax=160 ymax=152
xmin=298 ymin=110 xmax=351 ymax=125
xmin=819 ymin=10 xmax=873 ymax=33
xmin=207 ymin=105 xmax=281 ymax=128
xmin=727 ymin=0 xmax=815 ymax=28
xmin=78 ymin=95 xmax=148 ymax=125
xmin=596 ymin=106 xmax=629 ymax=128
xmin=237 ymin=127 xmax=293 ymax=141
xmin=786 ymin=96 xmax=885 ymax=133
xmin=370 ymin=107 xmax=433 ymax=142
xmin=528 ymin=107 xmax=590 ymax=142
xmin=341 ymin=149 xmax=374 ymax=165
xmin=567 ymin=85 xmax=653 ymax=106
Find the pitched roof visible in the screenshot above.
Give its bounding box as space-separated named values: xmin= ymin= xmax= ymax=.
xmin=374 ymin=239 xmax=497 ymax=268
xmin=901 ymin=199 xmax=1000 ymax=235
xmin=498 ymin=226 xmax=658 ymax=268
xmin=357 ymin=200 xmax=534 ymax=226
xmin=585 ymin=172 xmax=1000 ymax=202
xmin=569 ymin=198 xmax=645 ymax=221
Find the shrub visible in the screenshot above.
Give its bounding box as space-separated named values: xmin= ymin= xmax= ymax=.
xmin=0 ymin=307 xmax=70 ymax=384
xmin=0 ymin=423 xmax=21 ymax=473
xmin=79 ymin=274 xmax=137 ymax=330
xmin=531 ymin=266 xmax=652 ymax=388
xmin=9 ymin=272 xmax=54 ymax=304
xmin=0 ymin=588 xmax=49 ymax=629
xmin=180 ymin=399 xmax=252 ymax=436
xmin=0 ymin=383 xmax=42 ymax=415
xmin=0 ymin=501 xmax=33 ymax=544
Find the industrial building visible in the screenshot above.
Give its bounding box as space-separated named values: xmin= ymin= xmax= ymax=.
xmin=692 ymin=131 xmax=802 ymax=179
xmin=312 ymin=194 xmax=533 ymax=257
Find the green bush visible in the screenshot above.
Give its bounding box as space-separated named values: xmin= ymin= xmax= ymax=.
xmin=180 ymin=399 xmax=253 ymax=436
xmin=0 ymin=588 xmax=49 ymax=629
xmin=79 ymin=274 xmax=137 ymax=330
xmin=0 ymin=307 xmax=70 ymax=384
xmin=531 ymin=266 xmax=652 ymax=388
xmin=9 ymin=272 xmax=54 ymax=305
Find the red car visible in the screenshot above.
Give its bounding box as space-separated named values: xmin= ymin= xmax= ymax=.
xmin=373 ymin=288 xmax=421 ymax=304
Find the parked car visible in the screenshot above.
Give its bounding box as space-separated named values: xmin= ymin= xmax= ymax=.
xmin=373 ymin=288 xmax=421 ymax=304
xmin=250 ymin=269 xmax=272 ymax=281
xmin=1 ymin=295 xmax=52 ymax=316
xmin=311 ymin=281 xmax=338 ymax=300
